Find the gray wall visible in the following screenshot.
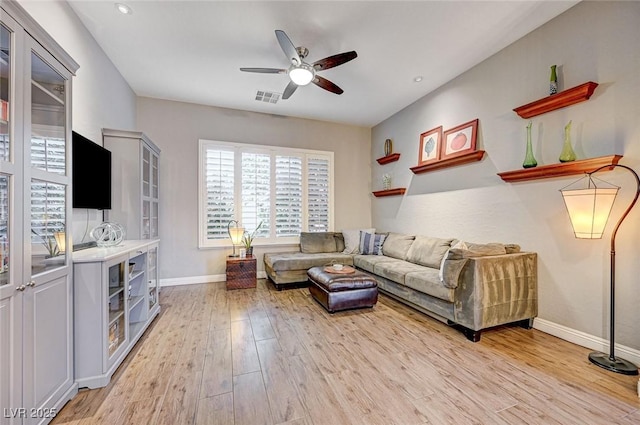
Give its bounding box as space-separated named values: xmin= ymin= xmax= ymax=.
xmin=136 ymin=97 xmax=371 ymax=281
xmin=19 ymin=0 xmax=137 ymax=244
xmin=372 ymin=1 xmax=640 ymax=352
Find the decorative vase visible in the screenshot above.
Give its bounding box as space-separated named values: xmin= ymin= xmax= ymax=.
xmin=384 ymin=139 xmax=393 ymax=156
xmin=245 ymin=246 xmax=253 ymax=257
xmin=382 ymin=173 xmax=392 ymax=190
xmin=559 ymin=120 xmax=577 ymax=162
xmin=522 ymin=121 xmax=537 ymax=169
xmin=549 ymin=65 xmax=558 ymax=95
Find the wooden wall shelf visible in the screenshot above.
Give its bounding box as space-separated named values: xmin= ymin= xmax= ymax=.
xmin=497 ymin=155 xmax=622 ymax=182
xmin=376 ymin=153 xmax=401 ymax=165
xmin=513 ymin=82 xmax=598 ymax=119
xmin=410 ymin=150 xmax=485 ymax=174
xmin=372 ymin=188 xmax=406 ymax=197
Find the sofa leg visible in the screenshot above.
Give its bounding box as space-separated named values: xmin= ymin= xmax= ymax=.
xmin=463 ymin=328 xmax=481 ymax=342
xmin=516 ymin=318 xmax=534 ymax=329
xmin=447 ymin=321 xmax=481 ymax=342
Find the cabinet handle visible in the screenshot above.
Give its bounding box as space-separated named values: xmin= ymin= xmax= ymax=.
xmin=26 ymin=281 xmax=36 ymax=287
xmin=16 ymin=284 xmax=26 ymax=291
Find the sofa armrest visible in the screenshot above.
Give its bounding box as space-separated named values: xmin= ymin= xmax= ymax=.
xmin=452 ymin=252 xmax=538 ymax=331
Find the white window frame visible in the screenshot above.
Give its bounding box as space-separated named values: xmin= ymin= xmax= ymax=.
xmin=198 ymin=139 xmax=334 ymax=248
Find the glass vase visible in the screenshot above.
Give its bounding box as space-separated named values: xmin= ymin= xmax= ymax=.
xmin=559 ymin=120 xmax=576 ymax=162
xmin=549 ymin=65 xmax=558 ymax=95
xmin=522 ymin=121 xmax=537 ymax=168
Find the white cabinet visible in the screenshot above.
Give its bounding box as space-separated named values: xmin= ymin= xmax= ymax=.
xmin=102 ymin=129 xmax=160 ymax=239
xmin=1 ymin=2 xmax=79 ymax=424
xmin=73 ymin=240 xmax=160 ymax=389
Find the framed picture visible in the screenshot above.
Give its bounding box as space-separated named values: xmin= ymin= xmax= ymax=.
xmin=441 ymin=119 xmax=479 ymax=159
xmin=418 ymin=126 xmax=442 ymax=165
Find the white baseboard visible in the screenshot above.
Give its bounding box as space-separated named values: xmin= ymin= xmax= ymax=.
xmin=160 ymin=271 xmax=268 ymax=287
xmin=533 ymin=318 xmax=640 ymax=366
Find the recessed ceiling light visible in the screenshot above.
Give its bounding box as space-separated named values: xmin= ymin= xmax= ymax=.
xmin=414 ymin=76 xmax=423 ymax=83
xmin=115 ymin=3 xmax=133 ymax=15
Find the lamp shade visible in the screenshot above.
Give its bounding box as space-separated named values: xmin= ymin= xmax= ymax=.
xmin=561 ymin=179 xmax=619 ymax=239
xmin=228 ymin=226 xmax=245 ymax=245
xmin=53 ymin=231 xmax=66 ymax=253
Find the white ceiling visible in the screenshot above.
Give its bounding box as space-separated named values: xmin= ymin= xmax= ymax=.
xmin=68 ymin=1 xmax=578 ymax=127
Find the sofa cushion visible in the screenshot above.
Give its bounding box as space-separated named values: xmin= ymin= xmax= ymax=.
xmin=405 ymin=269 xmax=455 ymax=302
xmin=405 ymin=236 xmax=455 ymax=268
xmin=300 ymin=232 xmax=337 ymax=253
xmin=382 ymin=233 xmax=415 ymax=260
xmin=353 ymin=254 xmax=400 ymax=274
xmin=373 ymin=260 xmax=428 ymax=285
xmin=264 ymin=252 xmax=354 ymax=271
xmin=359 ymin=232 xmax=386 ymax=255
xmin=446 ymin=242 xmax=508 ymax=260
xmin=342 ymin=228 xmax=375 ymax=254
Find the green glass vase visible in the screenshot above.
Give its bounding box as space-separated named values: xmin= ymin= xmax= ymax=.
xmin=522 ymin=121 xmax=537 ymax=168
xmin=549 ymin=65 xmax=558 ymax=95
xmin=559 ymin=120 xmax=576 ymax=162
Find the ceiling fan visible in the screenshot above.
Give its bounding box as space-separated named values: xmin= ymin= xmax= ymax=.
xmin=240 ymin=30 xmax=357 ymax=100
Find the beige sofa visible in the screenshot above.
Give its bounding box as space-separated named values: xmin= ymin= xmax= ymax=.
xmin=264 ymin=231 xmax=538 ymax=341
xmin=264 ymin=232 xmax=354 ymax=290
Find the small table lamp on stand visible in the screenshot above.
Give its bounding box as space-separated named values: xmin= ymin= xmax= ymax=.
xmin=227 ymin=220 xmax=245 ymax=258
xmin=560 ymin=164 xmax=639 ymax=375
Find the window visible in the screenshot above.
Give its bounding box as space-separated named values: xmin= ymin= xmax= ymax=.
xmin=199 ymin=140 xmax=333 ymax=248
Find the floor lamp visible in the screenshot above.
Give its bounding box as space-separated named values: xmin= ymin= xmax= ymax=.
xmin=560 ymin=164 xmax=639 ymax=375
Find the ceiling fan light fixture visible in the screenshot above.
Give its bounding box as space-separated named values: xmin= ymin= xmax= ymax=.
xmin=289 ymin=64 xmax=315 ymax=86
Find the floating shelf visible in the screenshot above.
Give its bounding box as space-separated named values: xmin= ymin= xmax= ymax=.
xmin=497 ymin=155 xmax=622 ymax=182
xmin=513 ymin=82 xmax=598 ymax=119
xmin=372 ymin=188 xmax=406 ymax=197
xmin=376 ymin=153 xmax=401 ymax=165
xmin=410 ymin=150 xmax=485 ymax=174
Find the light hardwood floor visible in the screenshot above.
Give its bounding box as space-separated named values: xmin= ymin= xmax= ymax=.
xmin=52 ymin=279 xmax=640 ymax=425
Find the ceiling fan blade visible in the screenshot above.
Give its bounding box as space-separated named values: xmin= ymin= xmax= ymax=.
xmin=240 ymin=67 xmax=286 ymax=74
xmin=313 ymin=76 xmax=344 ymax=95
xmin=282 ymin=81 xmax=298 ymax=99
xmin=313 ymin=51 xmax=358 ymax=71
xmin=275 ymin=30 xmax=301 ymax=66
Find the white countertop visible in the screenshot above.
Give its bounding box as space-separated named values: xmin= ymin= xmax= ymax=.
xmin=72 ymin=239 xmax=160 ymax=263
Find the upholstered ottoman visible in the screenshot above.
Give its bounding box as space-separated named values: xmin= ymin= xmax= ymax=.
xmin=307 ymin=266 xmax=378 ymax=313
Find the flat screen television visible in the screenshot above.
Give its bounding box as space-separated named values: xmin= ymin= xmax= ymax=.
xmin=72 ymin=131 xmax=112 ymax=209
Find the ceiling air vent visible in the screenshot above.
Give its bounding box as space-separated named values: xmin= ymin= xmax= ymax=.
xmin=255 ymin=90 xmax=280 ymax=104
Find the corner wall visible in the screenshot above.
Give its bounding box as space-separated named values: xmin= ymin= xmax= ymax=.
xmin=372 ymin=1 xmax=640 ymax=353
xmin=136 ymin=97 xmax=371 ymax=282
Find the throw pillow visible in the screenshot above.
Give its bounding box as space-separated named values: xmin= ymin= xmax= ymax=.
xmin=439 ymin=241 xmax=467 ymax=282
xmin=405 ymin=235 xmax=455 ymax=268
xmin=359 ymin=231 xmax=386 ymax=255
xmin=381 ymin=232 xmax=415 ymax=260
xmin=342 ymin=228 xmax=375 ymax=254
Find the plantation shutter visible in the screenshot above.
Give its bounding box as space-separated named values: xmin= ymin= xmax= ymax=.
xmin=307 ymin=156 xmax=330 ymax=232
xmin=241 ymin=152 xmax=270 ymax=237
xmin=30 ymin=130 xmax=66 ymax=242
xmin=275 ymin=155 xmax=303 ymax=237
xmin=205 ymin=148 xmax=234 ymax=240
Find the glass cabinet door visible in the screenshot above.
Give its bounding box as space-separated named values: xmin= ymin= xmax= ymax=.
xmin=142 ymin=146 xmax=150 ymax=197
xmin=0 ymin=23 xmax=11 ymax=287
xmin=107 ymin=261 xmax=126 ymax=358
xmin=29 ymin=51 xmax=67 ymax=275
xmin=148 ymin=244 xmax=158 ymax=310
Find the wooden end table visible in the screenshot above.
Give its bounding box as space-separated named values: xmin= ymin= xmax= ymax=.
xmin=226 ymin=256 xmax=257 ymax=290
